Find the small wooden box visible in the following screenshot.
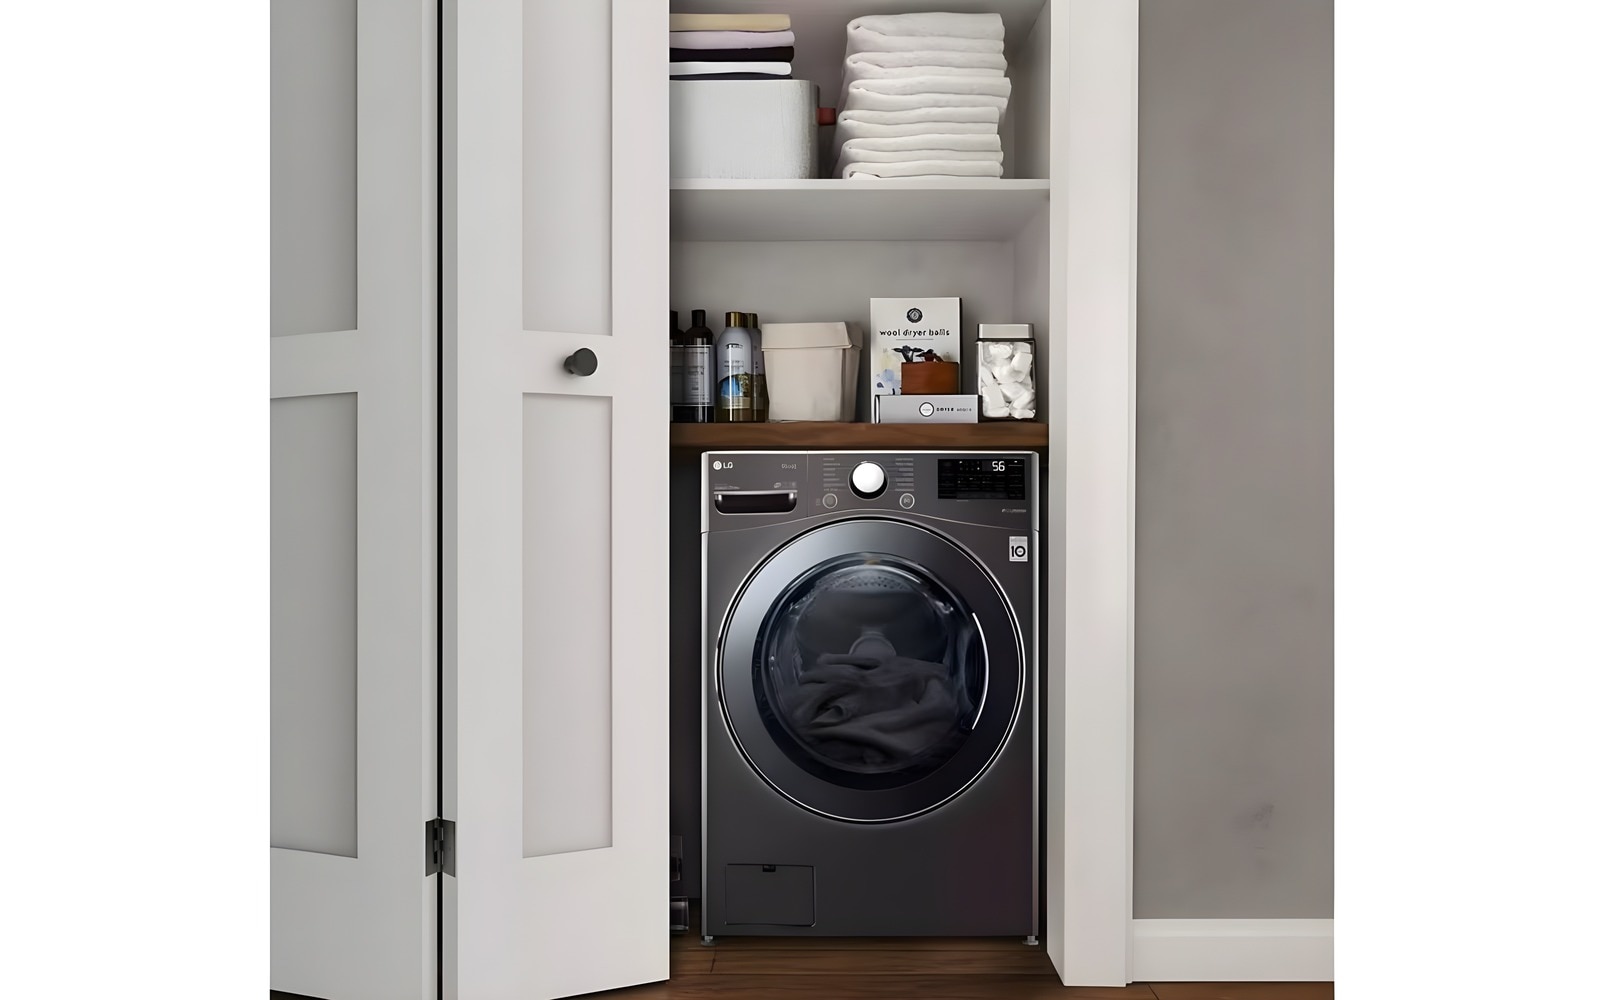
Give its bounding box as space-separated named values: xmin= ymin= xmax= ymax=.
xmin=899 ymin=360 xmax=960 ymax=395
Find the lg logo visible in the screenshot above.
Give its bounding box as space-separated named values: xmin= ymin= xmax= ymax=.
xmin=712 ymin=460 xmax=733 ymax=471
xmin=1009 ymin=536 xmax=1029 ymax=562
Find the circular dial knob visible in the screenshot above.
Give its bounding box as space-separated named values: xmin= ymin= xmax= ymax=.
xmin=850 ymin=461 xmax=887 ymax=499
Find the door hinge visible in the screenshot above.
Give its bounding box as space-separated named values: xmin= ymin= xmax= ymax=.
xmin=426 ymin=818 xmax=456 ymax=877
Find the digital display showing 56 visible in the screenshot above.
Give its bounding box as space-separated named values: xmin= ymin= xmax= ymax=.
xmin=937 ymin=458 xmax=1026 ymax=500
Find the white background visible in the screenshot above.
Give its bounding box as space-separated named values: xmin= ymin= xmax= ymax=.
xmin=3 ymin=1 xmax=1598 ymax=997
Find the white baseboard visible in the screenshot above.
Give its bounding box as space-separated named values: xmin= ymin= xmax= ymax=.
xmin=1131 ymin=919 xmax=1334 ymax=982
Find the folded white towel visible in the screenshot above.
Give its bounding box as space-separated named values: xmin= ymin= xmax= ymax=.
xmin=838 ymin=150 xmax=998 ymax=173
xmin=845 ymin=50 xmax=1008 ymax=72
xmin=842 ymin=61 xmax=1003 ymax=94
xmin=834 ymin=119 xmax=999 ymax=142
xmin=845 ymin=28 xmax=1004 ymax=56
xmin=838 ymin=150 xmax=1002 ymax=173
xmin=668 ymin=29 xmax=796 ymax=50
xmin=847 ymin=75 xmax=1013 ymax=100
xmin=832 ymin=123 xmax=999 ymax=165
xmin=841 ymin=76 xmax=1012 ymax=119
xmin=842 ymin=90 xmax=1010 ymax=114
xmin=848 ymin=12 xmax=1005 ymax=41
xmin=845 ymin=63 xmax=1004 ymax=81
xmin=836 ymin=135 xmax=1003 ymax=176
xmin=842 ymin=159 xmax=1005 ymax=179
xmin=843 ymin=148 xmax=1001 ymax=163
xmin=670 ymin=61 xmax=791 ymax=77
xmin=838 ymin=106 xmax=1001 ymax=126
xmin=843 ymin=134 xmax=1002 ymax=154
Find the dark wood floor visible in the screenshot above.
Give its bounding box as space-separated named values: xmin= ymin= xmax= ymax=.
xmin=275 ymin=926 xmax=1333 ymax=1000
xmin=590 ymin=926 xmax=1333 ymax=999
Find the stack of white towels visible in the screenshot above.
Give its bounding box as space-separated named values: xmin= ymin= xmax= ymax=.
xmin=832 ymin=12 xmax=1010 ymax=179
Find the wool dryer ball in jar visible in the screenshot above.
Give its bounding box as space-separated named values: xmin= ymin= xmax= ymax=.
xmin=976 ymin=324 xmax=1037 ymax=420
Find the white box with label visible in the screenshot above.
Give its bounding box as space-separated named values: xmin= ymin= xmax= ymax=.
xmin=873 ymin=394 xmax=979 ymax=424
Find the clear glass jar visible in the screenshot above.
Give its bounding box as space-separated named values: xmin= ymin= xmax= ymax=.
xmin=976 ymin=324 xmax=1037 ymax=421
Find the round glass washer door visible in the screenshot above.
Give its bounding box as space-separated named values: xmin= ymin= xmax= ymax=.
xmin=717 ymin=518 xmax=1024 ymax=823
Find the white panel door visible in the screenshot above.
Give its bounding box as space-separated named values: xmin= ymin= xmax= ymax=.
xmin=270 ymin=2 xmax=438 ymax=998
xmin=445 ymin=1 xmax=669 ymax=998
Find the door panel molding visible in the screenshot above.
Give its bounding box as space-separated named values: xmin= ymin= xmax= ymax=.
xmin=270 ymin=0 xmax=358 ymax=338
xmin=271 ymin=391 xmax=359 ymax=858
xmin=520 ymin=392 xmax=615 ymax=860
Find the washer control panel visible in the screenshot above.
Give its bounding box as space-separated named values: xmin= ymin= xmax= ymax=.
xmin=818 ymin=453 xmax=918 ymax=508
xmin=705 ymin=451 xmax=1034 ymax=529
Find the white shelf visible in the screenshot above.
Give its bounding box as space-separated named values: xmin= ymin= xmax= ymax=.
xmin=670 ymin=178 xmax=1050 ymax=242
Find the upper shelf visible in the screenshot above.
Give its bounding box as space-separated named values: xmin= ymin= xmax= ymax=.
xmin=670 ymin=179 xmax=1050 ymax=242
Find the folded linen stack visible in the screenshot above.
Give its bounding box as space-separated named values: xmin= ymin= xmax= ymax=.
xmin=833 ymin=12 xmax=1010 ymax=179
xmin=670 ymin=12 xmax=794 ymax=80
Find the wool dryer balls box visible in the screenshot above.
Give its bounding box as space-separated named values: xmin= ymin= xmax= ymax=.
xmin=867 ymin=297 xmax=962 ymax=401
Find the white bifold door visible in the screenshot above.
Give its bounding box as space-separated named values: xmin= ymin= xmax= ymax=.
xmin=270 ymin=1 xmax=438 ymax=999
xmin=444 ymin=0 xmax=669 ymax=997
xmin=272 ymin=0 xmax=668 ymax=997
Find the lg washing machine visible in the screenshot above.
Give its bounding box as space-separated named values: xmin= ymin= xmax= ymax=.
xmin=701 ymin=451 xmax=1038 ymax=941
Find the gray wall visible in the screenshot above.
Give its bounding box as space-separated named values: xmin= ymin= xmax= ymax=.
xmin=1134 ymin=0 xmax=1334 ymax=918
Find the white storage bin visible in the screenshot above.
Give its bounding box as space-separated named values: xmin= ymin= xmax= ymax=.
xmin=670 ymin=81 xmax=819 ymax=179
xmin=762 ymin=322 xmax=861 ymax=422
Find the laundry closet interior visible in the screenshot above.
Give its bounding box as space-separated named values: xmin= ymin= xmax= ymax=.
xmin=666 ymin=0 xmax=1064 ymax=966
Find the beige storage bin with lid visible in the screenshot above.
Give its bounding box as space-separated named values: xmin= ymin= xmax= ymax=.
xmin=761 ymin=322 xmax=862 ymax=422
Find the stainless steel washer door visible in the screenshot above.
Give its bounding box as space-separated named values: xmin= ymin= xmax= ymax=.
xmin=717 ymin=518 xmax=1024 ymax=823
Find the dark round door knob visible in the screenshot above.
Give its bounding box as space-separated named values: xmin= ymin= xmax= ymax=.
xmin=563 ymin=348 xmax=598 ymax=376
